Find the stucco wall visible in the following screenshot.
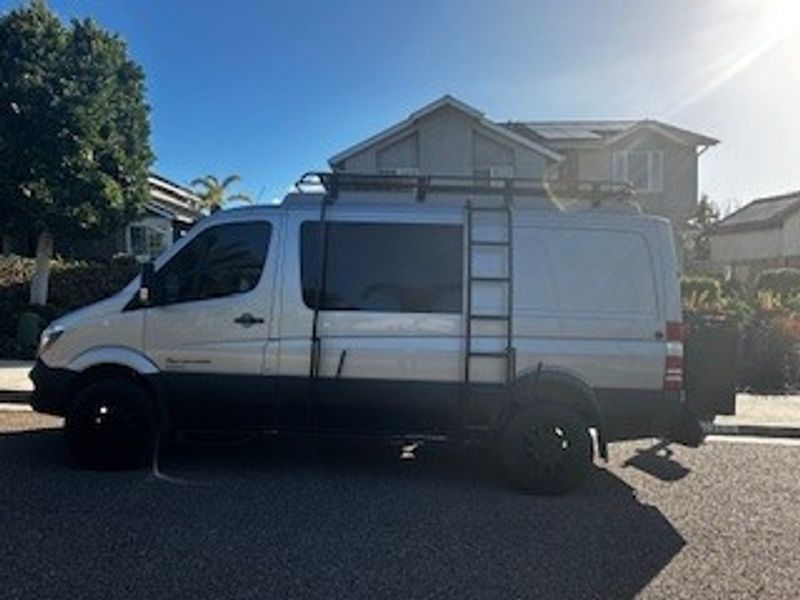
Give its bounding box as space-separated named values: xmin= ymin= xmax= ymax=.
xmin=781 ymin=210 xmax=800 ymax=257
xmin=710 ymin=228 xmax=783 ymax=263
xmin=710 ymin=209 xmax=800 ymax=268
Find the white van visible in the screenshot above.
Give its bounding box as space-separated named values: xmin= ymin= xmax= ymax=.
xmin=31 ymin=174 xmax=696 ymax=494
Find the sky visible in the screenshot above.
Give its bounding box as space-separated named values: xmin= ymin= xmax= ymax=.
xmin=3 ymin=0 xmax=800 ymax=213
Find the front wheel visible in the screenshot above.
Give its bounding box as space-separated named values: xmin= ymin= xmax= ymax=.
xmin=500 ymin=404 xmax=593 ymax=495
xmin=65 ymin=379 xmax=159 ymax=469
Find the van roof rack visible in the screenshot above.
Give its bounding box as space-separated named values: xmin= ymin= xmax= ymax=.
xmin=293 ymin=171 xmax=634 ymax=205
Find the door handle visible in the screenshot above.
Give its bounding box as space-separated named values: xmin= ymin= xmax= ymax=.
xmin=234 ymin=313 xmax=265 ymax=327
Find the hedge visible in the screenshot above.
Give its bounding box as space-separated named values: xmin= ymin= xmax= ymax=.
xmin=755 ymin=268 xmax=800 ymax=303
xmin=0 ymin=255 xmax=139 ymax=358
xmin=681 ymin=276 xmax=723 ymax=313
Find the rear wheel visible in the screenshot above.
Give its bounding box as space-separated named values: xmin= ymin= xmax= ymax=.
xmin=65 ymin=379 xmax=158 ymax=469
xmin=500 ymin=403 xmax=592 ymax=495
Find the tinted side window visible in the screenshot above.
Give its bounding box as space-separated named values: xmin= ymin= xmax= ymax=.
xmin=301 ymin=222 xmax=463 ymax=313
xmin=154 ymin=221 xmax=271 ymax=306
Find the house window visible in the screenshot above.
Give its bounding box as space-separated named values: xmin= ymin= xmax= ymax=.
xmin=612 ymin=151 xmax=663 ymax=193
xmin=378 ymin=167 xmax=419 ymax=176
xmin=301 ymin=222 xmax=463 ymax=313
xmin=473 ymin=165 xmax=515 ymax=187
xmin=127 ymin=222 xmax=171 ymax=260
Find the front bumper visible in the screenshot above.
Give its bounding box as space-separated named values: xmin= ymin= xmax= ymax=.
xmin=29 ymin=359 xmax=76 ymax=417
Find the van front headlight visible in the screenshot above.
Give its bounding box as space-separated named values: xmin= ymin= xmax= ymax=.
xmin=38 ymin=324 xmax=65 ymax=355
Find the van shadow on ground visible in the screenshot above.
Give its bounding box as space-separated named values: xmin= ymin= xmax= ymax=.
xmin=622 ymin=439 xmax=693 ymax=482
xmin=0 ymin=428 xmax=685 ymax=600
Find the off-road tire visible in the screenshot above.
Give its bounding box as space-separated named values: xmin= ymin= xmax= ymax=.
xmin=65 ymin=379 xmax=158 ymax=469
xmin=500 ymin=403 xmax=593 ymax=494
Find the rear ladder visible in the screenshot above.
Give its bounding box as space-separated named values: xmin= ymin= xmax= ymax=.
xmin=463 ymin=184 xmax=516 ymax=432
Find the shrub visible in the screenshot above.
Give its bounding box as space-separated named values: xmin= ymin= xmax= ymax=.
xmin=739 ymin=314 xmax=800 ymax=392
xmin=755 ymin=268 xmax=800 ymax=303
xmin=681 ymin=276 xmax=723 ymax=313
xmin=0 ymin=255 xmax=139 ymax=359
xmin=680 ymin=274 xmax=800 ymax=391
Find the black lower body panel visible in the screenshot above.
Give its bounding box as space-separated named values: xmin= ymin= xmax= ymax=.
xmin=29 ymin=360 xmax=692 ymax=444
xmin=29 ymin=359 xmax=76 ymax=417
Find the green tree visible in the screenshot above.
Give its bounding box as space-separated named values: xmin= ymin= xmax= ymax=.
xmin=190 ymin=174 xmax=253 ymax=212
xmin=0 ymin=1 xmax=153 ymax=305
xmin=685 ymin=194 xmax=720 ymax=262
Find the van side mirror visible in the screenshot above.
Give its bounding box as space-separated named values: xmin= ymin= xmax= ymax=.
xmin=138 ymin=261 xmax=155 ymax=305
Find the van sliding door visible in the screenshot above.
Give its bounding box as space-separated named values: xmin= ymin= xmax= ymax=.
xmin=283 ymin=216 xmax=464 ymax=435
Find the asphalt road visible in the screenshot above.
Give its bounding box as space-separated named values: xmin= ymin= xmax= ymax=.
xmin=0 ymin=413 xmax=798 ymax=600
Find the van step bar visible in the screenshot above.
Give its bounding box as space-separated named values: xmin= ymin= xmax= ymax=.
xmin=470 ymin=314 xmax=510 ymax=321
xmin=468 ymin=206 xmax=511 ymax=213
xmin=471 ymin=240 xmax=510 ymax=247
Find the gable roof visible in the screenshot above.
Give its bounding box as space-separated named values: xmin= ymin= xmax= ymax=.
xmin=714 ymin=190 xmax=800 ymax=234
xmin=147 ymin=173 xmax=204 ymax=223
xmin=504 ymin=119 xmax=718 ymax=148
xmin=329 ymin=95 xmax=563 ymax=167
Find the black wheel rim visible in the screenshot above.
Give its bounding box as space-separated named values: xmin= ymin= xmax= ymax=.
xmin=82 ymin=397 xmax=148 ymax=445
xmin=522 ymin=422 xmax=573 ymax=468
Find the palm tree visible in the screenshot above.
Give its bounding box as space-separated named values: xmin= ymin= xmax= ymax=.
xmin=190 ymin=174 xmax=253 ymax=212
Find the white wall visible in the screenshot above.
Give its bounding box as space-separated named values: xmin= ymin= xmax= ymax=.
xmin=710 ymin=227 xmax=783 ymax=263
xmin=781 ymin=210 xmax=800 ymax=257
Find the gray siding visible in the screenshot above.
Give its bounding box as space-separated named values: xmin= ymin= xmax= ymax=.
xmin=560 ymin=130 xmax=699 ymax=224
xmin=376 ymin=133 xmax=418 ymax=170
xmin=337 ymin=106 xmax=549 ymax=178
xmin=614 ymin=130 xmax=697 ymax=224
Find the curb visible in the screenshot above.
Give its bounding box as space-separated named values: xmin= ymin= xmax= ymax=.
xmin=0 ymin=402 xmax=32 ymax=412
xmin=702 ymin=421 xmax=800 ymax=440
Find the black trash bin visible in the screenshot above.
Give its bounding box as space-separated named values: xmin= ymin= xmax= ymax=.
xmin=684 ymin=313 xmax=738 ymax=418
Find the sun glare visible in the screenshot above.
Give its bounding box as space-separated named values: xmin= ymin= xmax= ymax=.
xmin=667 ymin=0 xmax=800 ymax=116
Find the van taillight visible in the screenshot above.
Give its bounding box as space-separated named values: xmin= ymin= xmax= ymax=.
xmin=663 ymin=321 xmax=684 ymax=391
xmin=664 ymin=355 xmax=683 ymax=391
xmin=666 ymin=321 xmax=685 ymax=342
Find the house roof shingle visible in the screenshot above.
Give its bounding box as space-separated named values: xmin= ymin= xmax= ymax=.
xmin=147 ymin=174 xmax=204 ymax=223
xmin=503 ymin=119 xmax=718 ymax=147
xmin=714 ymin=191 xmax=800 ymax=234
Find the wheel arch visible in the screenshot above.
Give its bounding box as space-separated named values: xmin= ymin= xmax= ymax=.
xmin=66 ymin=349 xmax=169 ymax=429
xmin=67 ymin=346 xmax=159 ymax=375
xmin=512 ymin=366 xmax=608 ymax=459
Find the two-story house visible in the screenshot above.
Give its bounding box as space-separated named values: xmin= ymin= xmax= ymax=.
xmin=329 ymin=95 xmax=717 ymax=224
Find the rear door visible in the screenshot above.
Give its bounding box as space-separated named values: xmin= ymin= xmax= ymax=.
xmin=142 ymin=216 xmax=280 ymax=428
xmin=513 ymin=223 xmax=665 ymax=390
